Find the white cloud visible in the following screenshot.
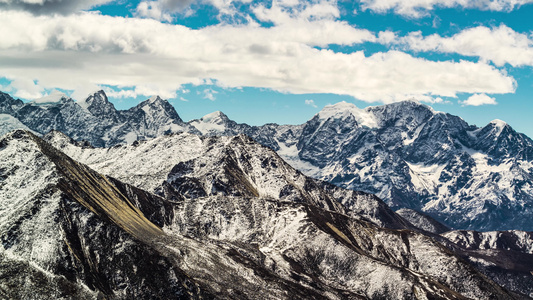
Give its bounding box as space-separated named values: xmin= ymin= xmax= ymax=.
xmin=360 ymin=0 xmax=533 ymax=18
xmin=10 ymin=77 xmax=44 ymax=100
xmin=398 ymin=25 xmax=533 ymax=67
xmin=202 ymin=89 xmax=218 ymax=100
xmin=0 ymin=10 xmax=516 ymax=104
xmin=135 ymin=0 xmax=254 ymax=21
xmin=305 ymin=99 xmax=317 ymax=107
xmin=461 ymin=93 xmax=497 ymax=106
xmin=253 ymin=0 xmax=341 ymax=24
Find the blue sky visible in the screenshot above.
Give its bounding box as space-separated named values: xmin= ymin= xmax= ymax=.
xmin=0 ymin=0 xmax=532 ymax=136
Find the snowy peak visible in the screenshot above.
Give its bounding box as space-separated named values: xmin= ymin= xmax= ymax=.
xmin=201 ymin=111 xmax=229 ymax=123
xmin=81 ymin=90 xmax=122 ymax=123
xmin=487 ymin=119 xmax=509 ymax=136
xmin=135 ymin=95 xmax=182 ymax=120
xmin=367 ymin=100 xmax=436 ymax=129
xmin=317 ymin=101 xmax=378 ymax=128
xmin=148 ymin=95 xmax=161 ymax=103
xmin=189 ymin=111 xmax=235 ymax=135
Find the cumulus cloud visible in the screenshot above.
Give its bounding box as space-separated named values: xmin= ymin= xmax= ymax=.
xmin=8 ymin=77 xmax=44 ymax=99
xmin=136 ymin=0 xmax=196 ymax=21
xmin=135 ymin=0 xmax=256 ymax=21
xmin=461 ymin=93 xmax=497 ymax=106
xmin=0 ymin=0 xmax=112 ymax=15
xmin=360 ymin=0 xmax=533 ymax=18
xmin=397 ymin=25 xmax=533 ymax=67
xmin=305 ymin=99 xmax=317 ymax=107
xmin=202 ymin=89 xmax=218 ymax=100
xmin=0 ymin=10 xmax=516 ymax=103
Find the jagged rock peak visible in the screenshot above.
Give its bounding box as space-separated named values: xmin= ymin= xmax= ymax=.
xmin=79 ymin=90 xmax=123 ymax=123
xmin=77 ymin=90 xmax=110 ymax=110
xmin=132 ymin=95 xmax=183 ymax=123
xmin=83 ymin=89 xmax=108 ymax=104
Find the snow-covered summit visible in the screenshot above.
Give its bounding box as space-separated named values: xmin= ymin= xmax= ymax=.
xmin=317 ymin=101 xmax=378 ymax=128
xmin=189 ymin=111 xmax=234 ymax=135
xmin=201 ymin=111 xmax=228 ymax=123
xmin=487 ymin=119 xmax=509 ymax=135
xmin=147 ymin=95 xmax=160 ymax=103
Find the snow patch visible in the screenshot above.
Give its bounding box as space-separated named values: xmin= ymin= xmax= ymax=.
xmin=148 ymin=95 xmax=160 ymax=103
xmin=489 ymin=119 xmax=507 ymax=136
xmin=276 ymin=139 xmax=320 ymax=178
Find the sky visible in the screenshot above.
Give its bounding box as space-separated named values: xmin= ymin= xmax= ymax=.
xmin=0 ymin=0 xmax=532 ymax=137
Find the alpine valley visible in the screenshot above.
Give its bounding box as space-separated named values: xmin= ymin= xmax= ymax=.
xmin=1 ymin=90 xmax=533 ymax=299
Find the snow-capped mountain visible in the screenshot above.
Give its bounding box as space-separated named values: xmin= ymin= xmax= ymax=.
xmin=189 ymin=100 xmax=533 ymax=232
xmin=44 ymin=130 xmax=410 ymax=230
xmin=2 ymin=90 xmax=533 ymax=232
xmin=0 ymin=91 xmax=198 ymax=147
xmin=2 ymin=129 xmax=529 ymax=299
xmin=295 ymin=101 xmax=533 ymax=231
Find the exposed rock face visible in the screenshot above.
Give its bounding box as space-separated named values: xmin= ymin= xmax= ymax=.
xmin=2 ymin=130 xmax=528 ymax=299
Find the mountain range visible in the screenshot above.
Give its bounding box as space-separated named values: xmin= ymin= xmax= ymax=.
xmin=2 ymin=129 xmax=533 ymax=298
xmin=2 ymin=90 xmax=533 ymax=232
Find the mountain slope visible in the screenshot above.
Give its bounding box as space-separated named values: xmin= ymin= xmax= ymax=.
xmin=0 ymin=114 xmax=32 ymax=136
xmin=45 ymin=130 xmax=410 ymax=230
xmin=0 ymin=130 xmax=207 ymax=299
xmin=43 ymin=129 xmax=533 ymax=298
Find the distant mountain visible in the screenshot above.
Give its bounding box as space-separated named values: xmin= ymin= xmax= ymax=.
xmin=2 ymin=90 xmax=533 ymax=231
xmin=3 ymin=129 xmax=530 ymax=299
xmin=191 ymin=100 xmax=533 ymax=232
xmin=0 ymin=91 xmax=198 ymax=147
